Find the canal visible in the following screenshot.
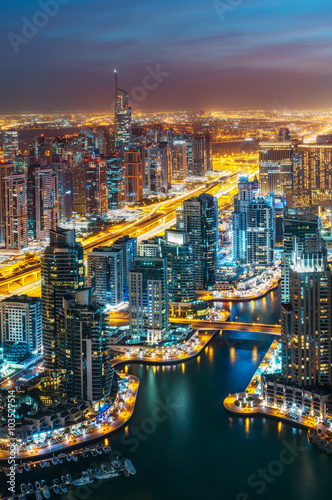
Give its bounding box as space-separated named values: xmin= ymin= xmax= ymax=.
xmin=5 ymin=287 xmax=332 ymax=500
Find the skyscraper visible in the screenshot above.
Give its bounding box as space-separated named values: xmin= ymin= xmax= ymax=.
xmin=281 ymin=208 xmax=320 ymax=303
xmin=3 ymin=131 xmax=18 ymax=162
xmin=232 ymin=175 xmax=259 ymax=263
xmin=114 ymin=71 xmax=132 ymax=148
xmin=0 ymin=163 xmax=15 ymax=247
xmin=60 ymin=289 xmax=114 ymax=403
xmin=87 ymin=246 xmax=123 ymax=307
xmin=106 ymin=154 xmax=125 ymax=210
xmin=35 ymin=167 xmax=59 ymax=242
xmin=129 ymin=257 xmax=169 ymax=343
xmin=182 ymin=193 xmax=219 ymax=290
xmin=85 ymin=158 xmax=108 ymax=218
xmin=246 ymin=194 xmax=275 ymax=266
xmin=171 ymin=140 xmax=187 ymax=181
xmin=124 ymin=149 xmax=143 ymax=202
xmin=193 ymin=134 xmax=207 ymax=176
xmin=159 ymin=142 xmax=172 ymax=193
xmin=95 ymin=126 xmax=112 ymax=157
xmin=0 ymin=295 xmax=42 ymax=363
xmin=144 ymin=146 xmax=161 ymax=195
xmin=41 ymin=228 xmax=85 ymax=372
xmin=278 ymin=127 xmax=291 ymax=141
xmin=160 ymin=230 xmax=195 ymax=312
xmin=4 ymin=172 xmax=28 ymax=250
xmin=112 ymin=235 xmax=137 ymax=300
xmin=259 ymin=141 xmax=293 ymax=196
xmin=281 ymin=236 xmax=332 ymax=386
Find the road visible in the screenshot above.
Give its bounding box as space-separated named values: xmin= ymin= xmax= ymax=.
xmin=0 ymin=165 xmax=258 ymax=298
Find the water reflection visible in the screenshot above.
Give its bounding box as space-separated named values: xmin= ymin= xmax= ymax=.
xmin=252 ymin=346 xmax=258 ymax=363
xmin=230 ymin=347 xmax=236 ymax=365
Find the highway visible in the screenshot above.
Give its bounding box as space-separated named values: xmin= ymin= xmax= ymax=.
xmin=0 ymin=164 xmax=258 ymax=298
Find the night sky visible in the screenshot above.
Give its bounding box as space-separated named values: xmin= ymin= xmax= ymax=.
xmin=1 ymin=0 xmax=332 ymax=112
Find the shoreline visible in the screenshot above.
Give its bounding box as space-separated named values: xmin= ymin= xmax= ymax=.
xmin=203 ymin=279 xmax=281 ymax=303
xmin=1 ymin=330 xmax=219 ymax=462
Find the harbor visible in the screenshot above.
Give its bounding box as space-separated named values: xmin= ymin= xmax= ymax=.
xmin=1 ymin=444 xmax=136 ymax=500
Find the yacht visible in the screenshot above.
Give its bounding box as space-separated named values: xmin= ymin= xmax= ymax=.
xmin=18 ymin=495 xmax=27 ymax=500
xmin=96 ymin=448 xmax=102 ymax=455
xmin=59 ymin=483 xmax=67 ymax=494
xmin=83 ymin=451 xmax=89 ymax=458
xmin=52 ymin=457 xmax=58 ymax=465
xmin=53 ymin=485 xmax=60 ymax=495
xmin=66 ymin=474 xmax=72 ymax=483
xmin=72 ymin=472 xmax=94 ymax=486
xmin=20 ymin=484 xmax=27 ymax=494
xmin=91 ymin=450 xmax=97 ymax=457
xmin=61 ymin=476 xmax=67 ymax=484
xmin=40 ymin=461 xmax=46 ymax=469
xmin=27 ymin=483 xmax=34 ymax=493
xmin=66 ymin=455 xmax=71 ymax=462
xmin=42 ymin=485 xmax=50 ymax=499
xmin=72 ymin=454 xmax=78 ymax=462
xmin=124 ymin=459 xmax=136 ymax=475
xmin=23 ymin=463 xmax=30 ymax=472
xmin=17 ymin=467 xmax=24 ymax=474
xmin=35 ymin=481 xmax=41 ymax=490
xmin=112 ymin=457 xmax=121 ymax=469
xmin=35 ymin=490 xmax=42 ymax=500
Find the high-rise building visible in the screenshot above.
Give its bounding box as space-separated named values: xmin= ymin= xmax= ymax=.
xmin=144 ymin=146 xmax=161 ymax=195
xmin=35 ymin=167 xmax=59 ymax=241
xmin=87 ymin=246 xmax=123 ymax=307
xmin=0 ymin=295 xmax=42 ymax=363
xmin=95 ymin=126 xmax=112 ymax=157
xmin=112 ymin=235 xmax=137 ymax=300
xmin=129 ymin=257 xmax=169 ymax=343
xmin=72 ymin=152 xmax=86 ymax=216
xmin=160 ymin=230 xmax=195 ymax=307
xmin=205 ymin=133 xmax=213 ymax=171
xmin=232 ymin=175 xmax=259 ymax=263
xmin=159 ymin=142 xmax=172 ymax=193
xmin=259 ymin=141 xmax=293 ymax=196
xmin=85 ymin=158 xmax=108 ymax=218
xmin=281 ymin=236 xmax=332 ymax=386
xmin=3 ymin=131 xmax=18 ymax=162
xmin=193 ymin=134 xmax=207 ymax=176
xmin=106 ymin=154 xmax=125 ymax=210
xmin=182 ymin=193 xmax=219 ymax=290
xmin=171 ymin=140 xmax=187 ymax=181
xmin=124 ymin=149 xmax=143 ymax=202
xmin=78 ymin=127 xmax=95 ymax=152
xmin=50 ymin=161 xmax=73 ymax=222
xmin=278 ymin=127 xmax=291 ymax=141
xmin=114 ymin=71 xmax=132 ymax=148
xmin=30 ymin=135 xmax=46 ymax=164
xmin=247 ymin=194 xmax=275 ymax=266
xmin=41 ymin=228 xmax=85 ymax=372
xmin=60 ymin=289 xmax=114 ymax=403
xmin=290 ymin=143 xmax=332 ymax=207
xmin=0 ymin=163 xmax=15 ymax=247
xmin=281 ymin=208 xmax=320 ymax=303
xmin=4 ymin=172 xmax=28 ymax=250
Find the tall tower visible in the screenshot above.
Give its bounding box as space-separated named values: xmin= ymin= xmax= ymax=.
xmin=124 ymin=148 xmax=143 ymax=202
xmin=87 ymin=246 xmax=123 ymax=307
xmin=182 ymin=193 xmax=219 ymax=290
xmin=4 ymin=172 xmax=28 ymax=250
xmin=129 ymin=257 xmax=169 ymax=343
xmin=35 ymin=167 xmax=59 ymax=242
xmin=114 ymin=71 xmax=132 ymax=149
xmin=41 ymin=228 xmax=85 ymax=372
xmin=282 ymin=236 xmax=332 ymax=386
xmin=247 ymin=194 xmax=275 ymax=266
xmin=60 ymin=289 xmax=114 ymax=403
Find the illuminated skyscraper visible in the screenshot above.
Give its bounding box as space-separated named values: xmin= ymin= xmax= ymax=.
xmin=259 ymin=141 xmax=293 ymax=196
xmin=114 ymin=71 xmax=132 ymax=148
xmin=87 ymin=246 xmax=123 ymax=306
xmin=4 ymin=172 xmax=28 ymax=250
xmin=247 ymin=194 xmax=275 ymax=266
xmin=124 ymin=149 xmax=143 ymax=202
xmin=159 ymin=142 xmax=172 ymax=193
xmin=0 ymin=295 xmax=42 ymax=363
xmin=112 ymin=235 xmax=137 ymax=300
xmin=129 ymin=257 xmax=169 ymax=343
xmin=182 ymin=193 xmax=219 ymax=290
xmin=72 ymin=152 xmax=86 ymax=216
xmin=95 ymin=126 xmax=112 ymax=156
xmin=278 ymin=127 xmax=291 ymax=141
xmin=232 ymin=175 xmax=259 ymax=263
xmin=281 ymin=208 xmax=319 ymax=303
xmin=30 ymin=135 xmax=46 ymax=164
xmin=0 ymin=163 xmax=15 ymax=247
xmin=193 ymin=134 xmax=207 ymax=176
xmin=281 ymin=236 xmax=332 ymax=386
xmin=106 ymin=154 xmax=125 ymax=209
xmin=35 ymin=167 xmax=59 ymax=242
xmin=85 ymin=158 xmax=108 ymax=218
xmin=41 ymin=228 xmax=85 ymax=372
xmin=3 ymin=131 xmax=18 ymax=162
xmin=60 ymin=289 xmax=114 ymax=402
xmin=171 ymin=140 xmax=187 ymax=181
xmin=144 ymin=146 xmax=161 ymax=195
